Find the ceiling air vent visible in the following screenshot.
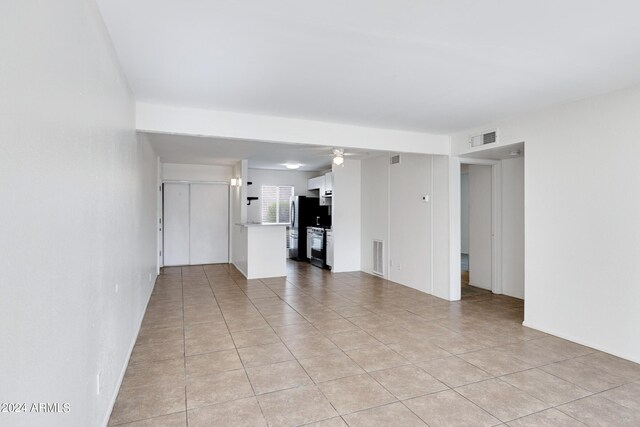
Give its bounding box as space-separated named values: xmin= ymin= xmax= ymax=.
xmin=470 ymin=130 xmax=498 ymax=147
xmin=390 ymin=154 xmax=401 ymax=165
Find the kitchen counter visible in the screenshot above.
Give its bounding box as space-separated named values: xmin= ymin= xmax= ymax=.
xmin=233 ymin=223 xmax=287 ymax=279
xmin=236 ymin=223 xmax=288 ymax=227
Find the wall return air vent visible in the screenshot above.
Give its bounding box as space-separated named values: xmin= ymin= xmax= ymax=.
xmin=470 ymin=130 xmax=498 ymax=147
xmin=372 ymin=240 xmax=384 ymax=276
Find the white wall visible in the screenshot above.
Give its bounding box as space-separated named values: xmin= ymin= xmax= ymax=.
xmin=247 ymin=168 xmax=319 ymax=223
xmin=0 ymin=1 xmax=158 ymax=426
xmin=360 ymin=155 xmax=390 ymax=276
xmin=332 ymin=159 xmax=361 ymax=272
xmin=460 ymin=172 xmax=470 ymax=254
xmin=468 ymin=165 xmax=493 ymax=290
xmin=432 ymin=155 xmax=456 ymax=300
xmin=161 ymin=162 xmax=232 ymax=182
xmin=360 ymin=154 xmax=453 ymax=300
xmin=388 ymin=155 xmax=433 ymax=293
xmin=452 ymin=84 xmax=640 ymax=363
xmin=502 ymin=157 xmax=525 ymax=299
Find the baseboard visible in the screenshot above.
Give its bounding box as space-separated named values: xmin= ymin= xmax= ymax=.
xmin=102 ymin=273 xmax=157 ymax=427
xmin=522 ymin=321 xmax=640 ymax=365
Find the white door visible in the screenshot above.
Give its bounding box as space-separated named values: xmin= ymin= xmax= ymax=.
xmin=468 ymin=164 xmax=493 ymax=290
xmin=163 ymin=183 xmax=190 ymax=266
xmin=189 ymin=183 xmax=229 ymax=264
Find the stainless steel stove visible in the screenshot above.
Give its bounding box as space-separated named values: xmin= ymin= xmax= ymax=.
xmin=309 ymin=226 xmax=328 ymax=269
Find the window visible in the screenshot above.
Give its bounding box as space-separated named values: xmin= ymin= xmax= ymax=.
xmin=261 ymin=185 xmax=294 ymax=224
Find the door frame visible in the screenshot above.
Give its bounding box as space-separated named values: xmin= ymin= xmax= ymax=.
xmin=161 ymin=180 xmax=231 ymax=266
xmin=156 ymin=157 xmax=162 ymax=273
xmin=453 ymin=157 xmax=503 ymax=297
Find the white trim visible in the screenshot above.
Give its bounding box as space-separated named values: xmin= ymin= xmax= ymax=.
xmin=429 ymin=156 xmax=434 ymax=295
xmin=449 ymin=157 xmax=462 ymax=301
xmin=188 ymin=184 xmax=192 ymax=264
xmin=162 ymin=180 xmax=232 ymax=266
xmin=226 ymin=184 xmax=232 ymax=265
xmin=386 ymin=153 xmax=391 ymax=280
xmin=227 ymin=185 xmax=232 ymax=264
xmin=157 ymin=156 xmax=163 ymax=273
xmin=452 ymin=158 xmax=502 ymax=297
xmin=491 ymin=162 xmax=503 ymax=295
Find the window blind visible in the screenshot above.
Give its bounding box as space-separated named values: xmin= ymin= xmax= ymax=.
xmin=261 ymin=185 xmax=294 ymax=224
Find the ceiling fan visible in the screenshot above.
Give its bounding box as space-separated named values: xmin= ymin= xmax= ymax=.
xmin=332 ymin=148 xmax=346 ymax=166
xmin=302 ymin=146 xmax=365 ymax=166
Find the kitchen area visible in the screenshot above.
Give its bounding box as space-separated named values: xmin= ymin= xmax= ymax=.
xmin=155 ymin=135 xmax=365 ymax=280
xmin=289 ymin=171 xmax=334 ymax=270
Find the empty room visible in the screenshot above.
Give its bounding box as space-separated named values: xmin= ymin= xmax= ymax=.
xmin=2 ymin=1 xmax=640 ymax=426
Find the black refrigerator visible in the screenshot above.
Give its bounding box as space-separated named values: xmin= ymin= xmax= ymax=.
xmin=289 ymin=196 xmax=329 ymax=261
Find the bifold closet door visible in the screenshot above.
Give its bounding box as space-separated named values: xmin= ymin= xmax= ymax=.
xmin=189 ymin=183 xmax=229 ymax=265
xmin=163 ymin=183 xmax=190 ymax=266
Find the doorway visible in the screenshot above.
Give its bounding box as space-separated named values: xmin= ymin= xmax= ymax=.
xmin=163 ymin=182 xmax=230 ymax=266
xmin=456 ymin=142 xmax=525 ymax=301
xmin=460 ymin=163 xmax=493 ymax=298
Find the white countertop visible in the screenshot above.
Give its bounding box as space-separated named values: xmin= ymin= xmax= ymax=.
xmin=236 ymin=223 xmax=288 ymax=227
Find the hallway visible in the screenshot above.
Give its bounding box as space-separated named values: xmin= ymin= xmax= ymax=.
xmin=109 ymin=262 xmax=640 ymax=426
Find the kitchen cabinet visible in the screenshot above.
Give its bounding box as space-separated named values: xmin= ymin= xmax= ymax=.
xmin=324 ymin=172 xmax=333 ymax=195
xmin=319 ymin=188 xmax=331 ymax=206
xmin=309 ymin=174 xmax=332 ymax=206
xmin=326 ymin=230 xmax=333 ymax=268
xmin=307 ymin=176 xmax=323 ymax=191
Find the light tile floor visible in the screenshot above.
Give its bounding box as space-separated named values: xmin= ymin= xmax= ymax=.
xmin=109 ymin=261 xmax=640 ymax=426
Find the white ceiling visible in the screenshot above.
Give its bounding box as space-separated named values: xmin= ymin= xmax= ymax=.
xmin=98 ymin=1 xmax=640 ymax=134
xmin=146 ymin=133 xmax=378 ymax=171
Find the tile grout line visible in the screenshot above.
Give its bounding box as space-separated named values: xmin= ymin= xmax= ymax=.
xmin=229 ymin=273 xmax=325 ymax=423
xmin=180 ymin=266 xmax=188 ymax=427
xmin=111 ymin=262 xmax=640 ymax=426
xmin=203 ymin=265 xmax=270 ymax=424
